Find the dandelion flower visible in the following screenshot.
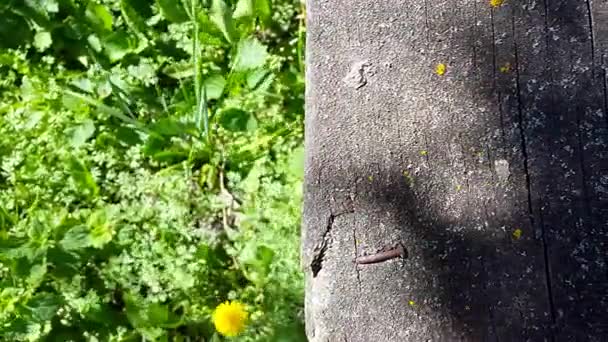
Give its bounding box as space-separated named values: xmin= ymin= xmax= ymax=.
xmin=490 ymin=0 xmax=504 ymax=8
xmin=212 ymin=301 xmax=248 ymax=337
xmin=435 ymin=63 xmax=446 ymax=76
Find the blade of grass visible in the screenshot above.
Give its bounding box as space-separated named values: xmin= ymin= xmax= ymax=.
xmin=63 ymin=89 xmax=155 ymax=136
xmin=192 ymin=0 xmax=201 ymax=108
xmin=196 ymin=85 xmax=209 ymax=138
xmin=191 ymin=0 xmax=211 ymax=140
xmin=297 ymin=3 xmax=305 ymax=73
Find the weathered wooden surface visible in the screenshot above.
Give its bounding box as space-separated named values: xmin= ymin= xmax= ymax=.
xmin=303 ymin=0 xmax=608 ymax=341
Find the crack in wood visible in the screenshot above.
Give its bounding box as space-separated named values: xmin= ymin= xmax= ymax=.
xmin=585 ymin=0 xmax=596 ymax=75
xmin=512 ymin=11 xmax=557 ymax=341
xmin=310 ymin=210 xmax=354 ymax=278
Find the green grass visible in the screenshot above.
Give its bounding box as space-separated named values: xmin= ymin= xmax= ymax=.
xmin=0 ymin=0 xmax=305 ymax=341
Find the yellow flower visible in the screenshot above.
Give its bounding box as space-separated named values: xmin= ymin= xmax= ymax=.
xmin=512 ymin=228 xmax=522 ymax=240
xmin=408 ymin=300 xmax=416 ymax=306
xmin=490 ymin=0 xmax=504 ymax=7
xmin=499 ymin=62 xmax=511 ymax=73
xmin=435 ymin=63 xmax=446 ymax=76
xmin=212 ymin=301 xmax=248 ymax=337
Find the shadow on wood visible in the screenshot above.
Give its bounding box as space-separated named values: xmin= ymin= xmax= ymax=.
xmin=304 ymin=0 xmax=608 ymax=341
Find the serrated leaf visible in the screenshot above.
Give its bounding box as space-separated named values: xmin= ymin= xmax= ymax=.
xmin=0 ymin=236 xmax=28 ymax=260
xmin=209 ymin=0 xmax=237 ymax=43
xmin=202 ymin=74 xmax=226 ymax=100
xmin=67 ymin=157 xmax=98 ymax=197
xmin=234 ymin=0 xmax=270 ymax=23
xmin=162 ymin=62 xmax=194 ymax=79
xmin=121 ymin=0 xmax=151 ymax=35
xmin=23 ymin=111 xmax=44 ymax=130
xmin=232 ymin=37 xmax=268 ymax=72
xmin=33 ymin=31 xmax=52 ymax=51
xmin=1 ymin=318 xmax=37 ymax=337
xmin=88 ymin=210 xmax=113 ymax=248
xmin=27 ymin=263 xmax=47 ymax=287
xmin=246 ymin=68 xmax=271 ymax=89
xmin=60 ymin=225 xmax=90 ymax=251
xmin=46 ymin=247 xmax=81 ymax=278
xmin=70 ymin=119 xmax=96 ymax=148
xmin=156 ymin=0 xmax=188 ymax=23
xmin=26 ymin=293 xmax=62 ymax=322
xmin=233 ymin=0 xmax=254 ymax=18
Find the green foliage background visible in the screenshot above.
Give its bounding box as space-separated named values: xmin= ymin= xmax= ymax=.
xmin=0 ymin=0 xmax=306 ymax=340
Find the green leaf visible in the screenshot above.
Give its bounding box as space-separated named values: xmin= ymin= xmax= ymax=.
xmin=103 ymin=31 xmax=136 ymax=62
xmin=233 ymin=0 xmax=270 ymax=23
xmin=71 ymin=78 xmax=95 ymax=93
xmin=232 ymin=37 xmax=268 ymax=72
xmin=246 ymin=68 xmax=271 ymax=89
xmin=152 ymin=150 xmax=189 ymax=164
xmin=147 ymin=303 xmax=169 ymax=325
xmin=209 ymin=0 xmax=237 ymax=43
xmin=219 ymin=108 xmax=257 ymax=132
xmin=162 ymin=62 xmax=194 ymax=79
xmin=233 ymin=0 xmax=254 ymax=18
xmin=67 ymin=157 xmax=99 ymax=197
xmin=1 ymin=318 xmax=38 ymax=338
xmin=70 ymin=119 xmax=96 ymax=148
xmin=33 ymin=31 xmax=52 ymax=51
xmin=255 ymin=0 xmax=271 ymax=23
xmin=125 ymin=294 xmax=177 ymax=329
xmin=26 ymin=293 xmax=62 ymax=322
xmin=0 ymin=237 xmax=28 ymax=260
xmin=0 ymin=15 xmax=33 ymax=50
xmin=157 ymin=0 xmax=188 ymax=22
xmin=86 ymin=3 xmax=113 ymax=33
xmin=46 ymin=247 xmax=81 ymax=278
xmin=121 ymin=0 xmax=151 ymax=35
xmin=115 ymin=126 xmax=143 ymax=146
xmin=173 ymin=269 xmax=195 ymax=290
xmin=60 ymin=225 xmax=90 ymax=251
xmin=27 ymin=263 xmax=47 ymax=287
xmin=149 ymin=118 xmax=192 ymax=137
xmin=23 ymin=112 xmax=44 ymax=130
xmin=289 ymin=146 xmax=305 ymax=179
xmin=239 ymin=243 xmax=274 ymax=284
xmin=45 ymin=0 xmax=60 ymax=13
xmin=87 ymin=210 xmax=113 ymax=248
xmin=0 ymin=206 xmax=16 ymax=229
xmin=202 ymin=74 xmax=226 ymax=100
xmin=87 ymin=34 xmax=102 ymax=52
